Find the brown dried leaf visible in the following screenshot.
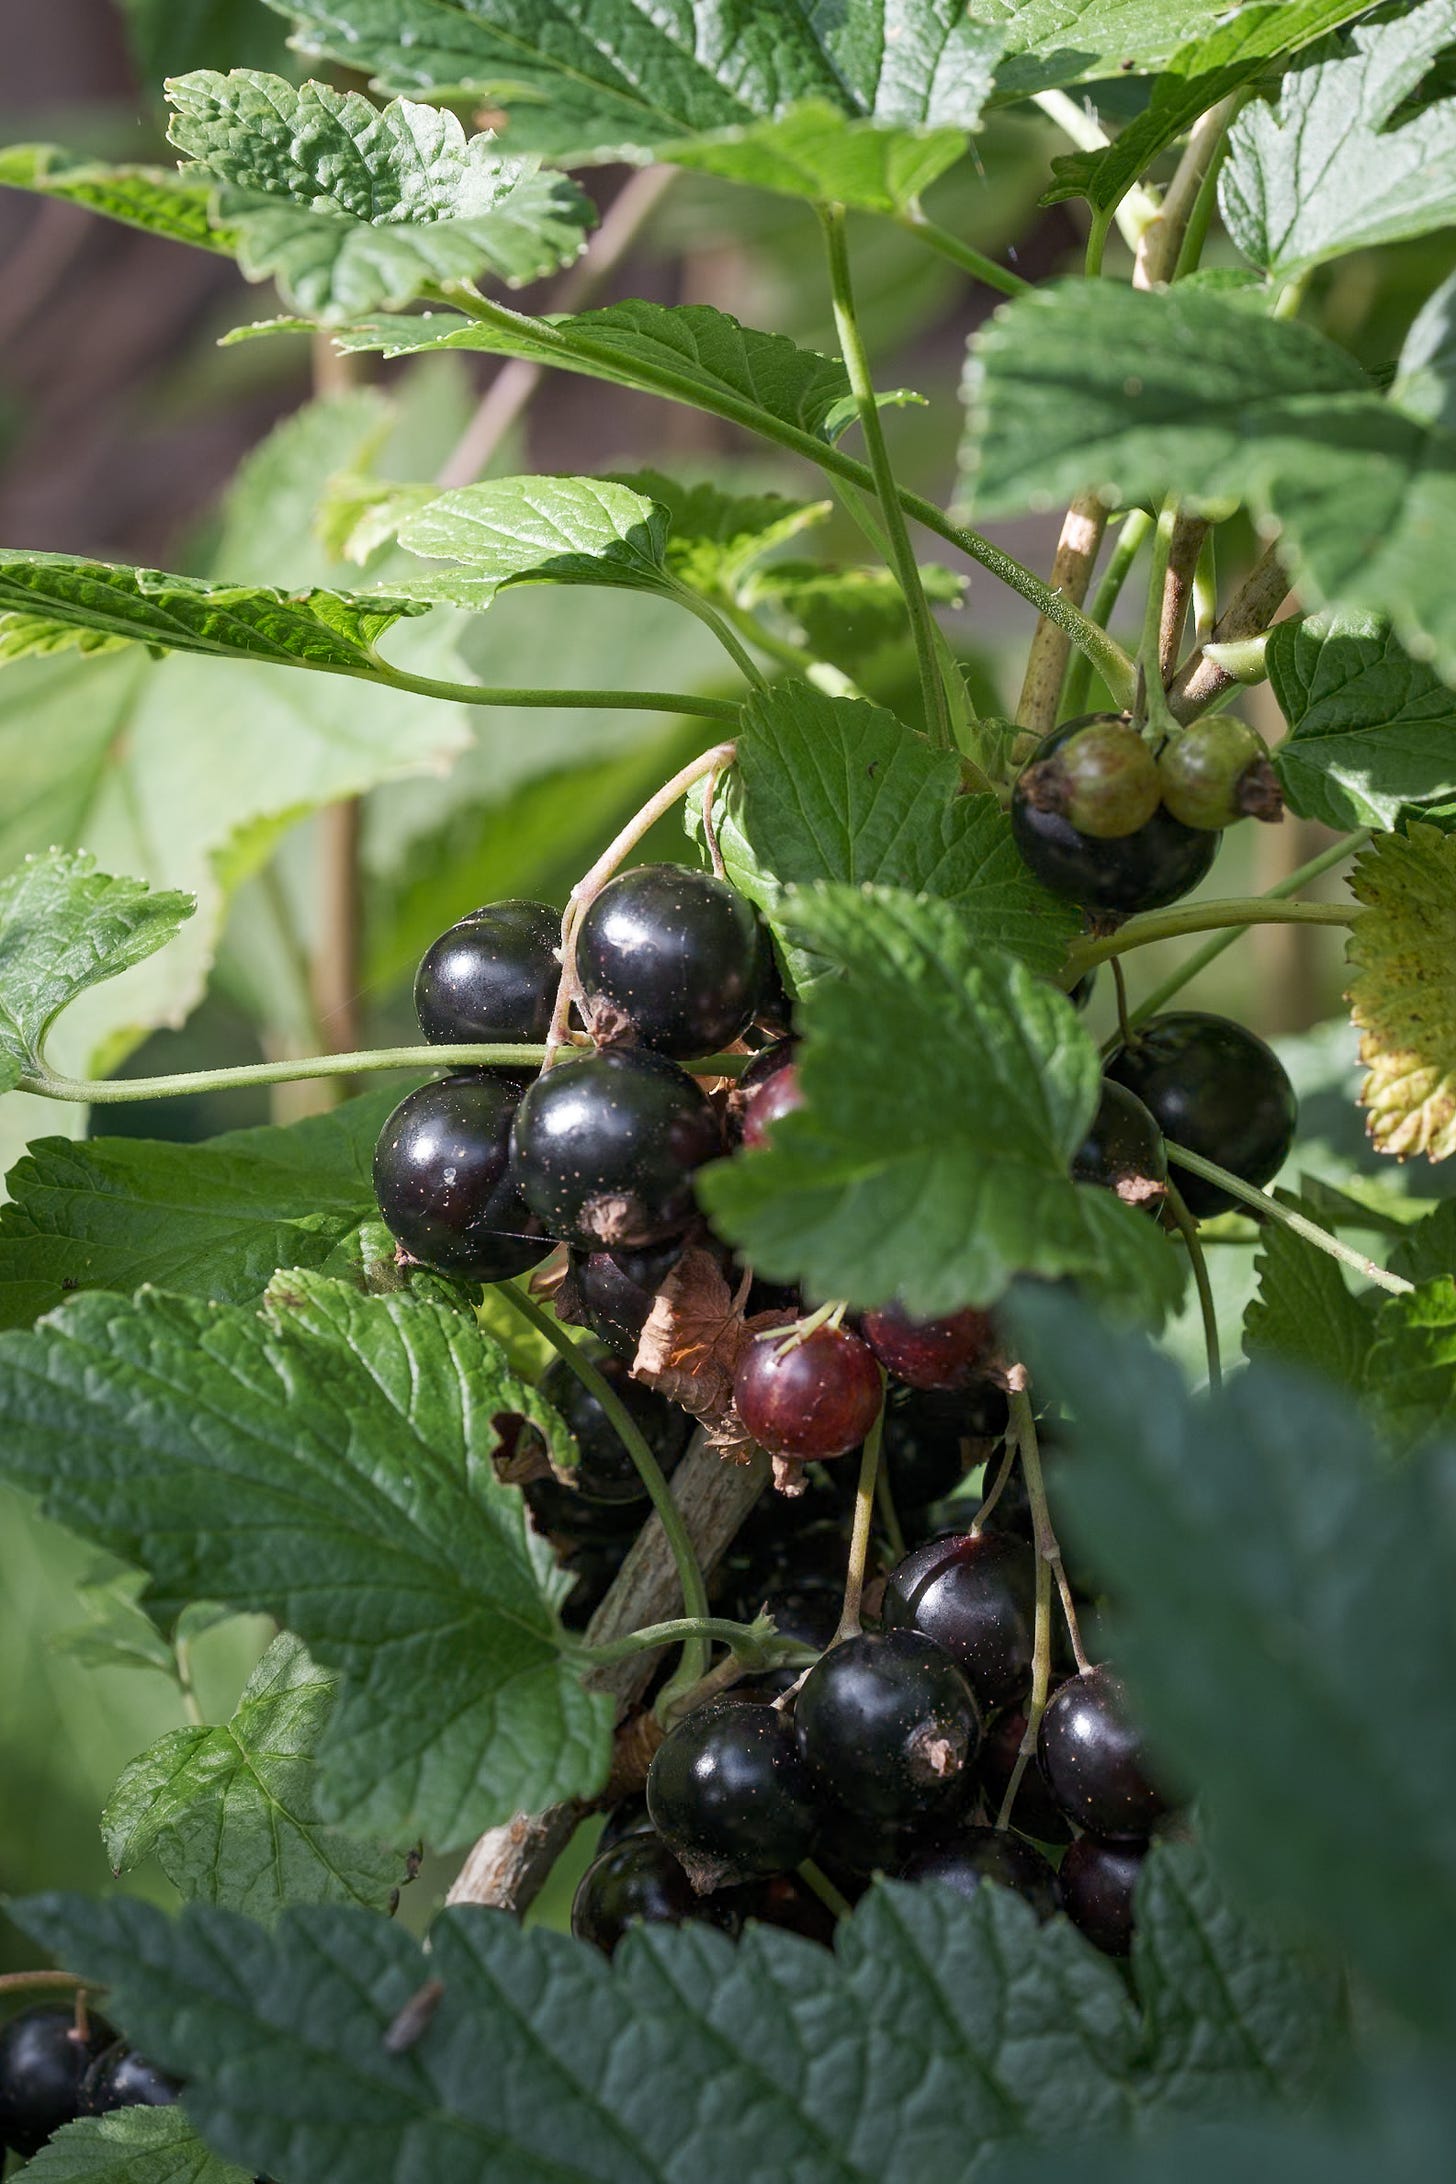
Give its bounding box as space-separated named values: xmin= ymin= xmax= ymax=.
xmin=632 ymin=1248 xmax=753 ymax=1426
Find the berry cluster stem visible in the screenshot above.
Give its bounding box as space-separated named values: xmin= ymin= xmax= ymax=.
xmin=996 ymin=1389 xmax=1087 ymax=1829
xmin=1060 ymin=507 xmax=1152 ymax=720
xmin=1166 ymin=1182 xmax=1223 ymax=1390
xmin=0 ymin=1971 xmax=103 ymax=1998
xmin=577 ymin=1616 xmax=817 ymax=1670
xmin=1066 ymin=895 xmax=1358 ymax=977
xmin=1163 ymin=1148 xmax=1416 ymax=1296
xmin=836 ymin=1379 xmax=887 ymax=1643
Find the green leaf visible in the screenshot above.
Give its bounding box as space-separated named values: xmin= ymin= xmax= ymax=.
xmin=971 ymin=0 xmax=1234 ymax=98
xmin=656 ymin=99 xmax=973 ymax=216
xmin=1221 ymin=1 xmax=1456 ymax=283
xmin=0 ymin=143 xmax=224 ymax=251
xmin=1017 ymin=1290 xmax=1456 ymax=2036
xmin=165 ymin=69 xmax=593 ymax=319
xmin=0 ymin=851 xmax=193 ymax=1090
xmin=21 ymin=2107 xmax=250 ymax=2184
xmin=51 ymin=1563 xmax=181 ymax=1681
xmin=1347 ymin=824 xmax=1456 ymax=1161
xmin=1368 ymin=1277 xmax=1456 ymax=1454
xmin=697 ymin=679 xmax=1079 ymax=986
xmin=699 ymin=884 xmax=1183 ymax=1320
xmin=1041 ymin=2 xmax=1373 ymax=218
xmin=1393 ymin=269 xmax=1456 ymax=433
xmin=0 ymin=1274 xmax=607 ymax=1848
xmin=103 ymin=1632 xmax=409 ymax=1919
xmin=741 ymin=562 xmax=966 ymax=674
xmin=0 ymin=1086 xmax=406 ymax=1330
xmin=1392 ymin=1197 xmax=1456 ymax=1280
xmin=1242 ymin=1191 xmax=1378 ymax=1389
xmin=395 ymin=474 xmax=675 ymax=607
xmin=1267 ymin=611 xmax=1456 ymax=831
xmin=613 ymin=472 xmax=832 ymax=603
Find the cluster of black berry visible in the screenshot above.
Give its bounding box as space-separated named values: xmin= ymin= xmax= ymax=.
xmin=0 ymin=2006 xmax=179 ymax=2160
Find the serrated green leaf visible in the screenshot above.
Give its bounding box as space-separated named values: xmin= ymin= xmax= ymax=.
xmin=0 ymin=143 xmax=225 ymax=251
xmin=1040 ymin=2 xmax=1372 ymax=217
xmin=1267 ymin=611 xmax=1456 ymax=831
xmin=1242 ymin=1190 xmax=1378 ymax=1388
xmin=1393 ymin=270 xmax=1456 ymax=433
xmin=395 ymin=474 xmax=674 ymax=607
xmin=612 ymin=471 xmax=831 ymax=603
xmin=1017 ymin=1289 xmax=1456 ymax=2036
xmin=0 ymin=1274 xmax=607 ymax=1848
xmin=657 ymin=99 xmax=972 ymax=215
xmin=971 ymin=0 xmax=1232 ymax=98
xmin=1392 ymin=1197 xmax=1456 ymax=1280
xmin=1347 ymin=824 xmax=1456 ymax=1161
xmin=1221 ymin=1 xmax=1456 ymax=283
xmin=1368 ymin=1277 xmax=1456 ymax=1454
xmin=741 ymin=561 xmax=966 ymax=675
xmin=700 ymin=883 xmax=1183 ymax=1320
xmin=0 ymin=1086 xmax=407 ymax=1330
xmin=22 ymin=2106 xmax=250 ymax=2184
xmin=695 ymin=679 xmax=1078 ymax=987
xmin=104 ymin=1632 xmax=409 ymax=1918
xmin=0 ymin=851 xmax=194 ymax=1088
xmin=52 ymin=1563 xmax=180 ymax=1682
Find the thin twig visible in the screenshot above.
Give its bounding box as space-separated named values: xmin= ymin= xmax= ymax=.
xmin=1164 ymin=1145 xmax=1415 ymax=1295
xmin=1167 ymin=542 xmax=1291 ymax=721
xmin=1166 ymin=1182 xmax=1223 ymax=1391
xmin=836 ymin=1386 xmax=887 ymax=1642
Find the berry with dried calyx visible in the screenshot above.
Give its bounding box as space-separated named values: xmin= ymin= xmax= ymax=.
xmin=1016 ymin=714 xmax=1162 ymax=840
xmin=372 ymin=1073 xmax=548 ymax=1282
xmin=733 ymin=1319 xmax=882 ymax=1461
xmin=647 ymin=1700 xmax=819 ymax=1887
xmin=1012 ymin=722 xmax=1218 ymax=914
xmin=1105 ymin=1011 xmax=1297 ymax=1219
xmin=796 ymin=1629 xmax=982 ymax=1829
xmin=571 ymin=1835 xmax=742 ymax=1956
xmin=1072 ymin=1081 xmax=1169 ymax=1210
xmin=1157 ymin=718 xmax=1283 ymax=831
xmin=512 ymin=1048 xmax=722 ymax=1247
xmin=574 ymin=863 xmax=766 ymax=1059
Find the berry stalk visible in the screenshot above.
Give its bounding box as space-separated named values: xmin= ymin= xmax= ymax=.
xmin=1166 ymin=1182 xmax=1223 ymax=1391
xmin=1163 ymin=1147 xmax=1416 ymax=1295
xmin=835 ymin=1381 xmax=888 ymax=1643
xmin=1066 ymin=895 xmax=1358 ymax=976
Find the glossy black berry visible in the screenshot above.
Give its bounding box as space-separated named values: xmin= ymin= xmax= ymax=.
xmin=512 ymin=1048 xmax=722 ymax=1247
xmin=740 ymin=1060 xmax=803 ymax=1150
xmin=575 ymin=863 xmax=766 ymax=1058
xmin=1012 ymin=724 xmax=1218 ymax=913
xmin=373 ymin=1073 xmax=548 ymax=1282
xmin=1058 ymin=1833 xmax=1148 ymax=1956
xmin=571 ymin=1834 xmax=742 ymax=1956
xmin=1072 ymin=1081 xmax=1169 ymax=1210
xmin=0 ymin=2005 xmax=118 ymax=2157
xmin=881 ymin=1530 xmax=1037 ymax=1710
xmin=1105 ymin=1011 xmax=1297 ymax=1218
xmin=81 ymin=2043 xmax=181 ymax=2115
xmin=860 ymin=1302 xmax=996 ymax=1392
xmin=540 ymin=1349 xmax=690 ymax=1503
xmin=564 ymin=1238 xmax=693 ymax=1357
xmin=979 ymin=1702 xmax=1073 ymax=1843
xmin=900 ymin=1824 xmax=1057 ymax=1917
xmin=1037 ymin=1665 xmax=1171 ymax=1840
xmin=796 ymin=1630 xmax=981 ymax=1828
xmin=647 ymin=1699 xmax=819 ymax=1886
xmin=415 ymin=899 xmax=559 ymax=1045
xmin=734 ymin=1321 xmax=882 ymax=1461
xmin=597 ymin=1794 xmax=655 ymax=1852
xmin=1017 ymin=714 xmax=1161 ymax=840
xmin=1158 ymin=718 xmax=1282 ymax=831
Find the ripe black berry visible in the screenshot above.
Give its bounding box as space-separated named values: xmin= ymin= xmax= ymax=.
xmin=415 ymin=899 xmax=559 ymax=1046
xmin=373 ymin=1073 xmax=548 ymax=1281
xmin=796 ymin=1630 xmax=981 ymax=1828
xmin=733 ymin=1322 xmax=882 ymax=1461
xmin=900 ymin=1824 xmax=1057 ymax=1916
xmin=1037 ymin=1666 xmax=1171 ymax=1840
xmin=1072 ymin=1081 xmax=1169 ymax=1209
xmin=647 ymin=1700 xmax=819 ymax=1886
xmin=565 ymin=1239 xmax=693 ymax=1357
xmin=81 ymin=2043 xmax=181 ymax=2115
xmin=0 ymin=2005 xmax=117 ymax=2157
xmin=979 ymin=1702 xmax=1072 ymax=1843
xmin=1157 ymin=718 xmax=1282 ymax=831
xmin=1057 ymin=1834 xmax=1148 ymax=1956
xmin=1016 ymin=714 xmax=1161 ymax=840
xmin=860 ymin=1302 xmax=996 ymax=1392
xmin=1105 ymin=1011 xmax=1297 ymax=1218
xmin=575 ymin=863 xmax=765 ymax=1058
xmin=540 ymin=1349 xmax=690 ymax=1503
xmin=512 ymin=1048 xmax=721 ymax=1247
xmin=1012 ymin=723 xmax=1218 ymax=913
xmin=571 ymin=1834 xmax=742 ymax=1956
xmin=881 ymin=1530 xmax=1036 ymax=1709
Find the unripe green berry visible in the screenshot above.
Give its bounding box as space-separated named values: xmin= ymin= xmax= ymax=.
xmin=1017 ymin=715 xmax=1161 ymax=841
xmin=1157 ymin=718 xmax=1283 ymax=831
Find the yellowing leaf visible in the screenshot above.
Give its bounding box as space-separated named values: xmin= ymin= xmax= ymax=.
xmin=1347 ymin=825 xmax=1456 ymax=1160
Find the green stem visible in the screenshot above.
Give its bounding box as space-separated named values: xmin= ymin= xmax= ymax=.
xmin=896 ymin=204 xmax=1033 ymax=297
xmin=501 ymin=1283 xmax=714 ymax=1693
xmin=995 ymin=1391 xmax=1055 ymax=1828
xmin=369 ymin=659 xmax=741 ymax=723
xmin=1061 ymin=508 xmax=1151 ymax=717
xmin=820 ymin=204 xmax=953 ymax=751
xmin=1134 ymin=496 xmax=1178 ymax=734
xmin=0 ymin=1970 xmax=105 ymax=2000
xmin=836 ymin=1383 xmax=887 ymax=1642
xmin=1084 ymin=205 xmax=1113 ymax=279
xmin=1162 ymin=1147 xmax=1415 ymax=1296
xmin=1166 ymin=1183 xmax=1222 ymax=1391
xmin=1068 ymin=896 xmax=1357 ymax=976
xmin=1124 ymin=830 xmax=1370 ymax=1030
xmin=577 ymin=1617 xmax=817 ymax=1669
xmin=666 ymin=581 xmax=768 ymax=689
xmin=798 ymin=1859 xmax=856 ymax=1921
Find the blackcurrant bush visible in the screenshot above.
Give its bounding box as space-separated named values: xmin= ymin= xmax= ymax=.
xmin=540 ymin=1349 xmax=690 ymax=1503
xmin=1057 ymin=1834 xmax=1148 ymax=1956
xmin=373 ymin=1073 xmax=548 ymax=1282
xmin=571 ymin=1834 xmax=742 ymax=1956
xmin=881 ymin=1530 xmax=1036 ymax=1710
xmin=733 ymin=1322 xmax=882 ymax=1461
xmin=979 ymin=1702 xmax=1072 ymax=1843
xmin=900 ymin=1824 xmax=1057 ymax=1917
xmin=1016 ymin=714 xmax=1161 ymax=840
xmin=1012 ymin=722 xmax=1218 ymax=914
xmin=564 ymin=1239 xmax=691 ymax=1358
xmin=740 ymin=1060 xmax=803 ymax=1150
xmin=860 ymin=1302 xmax=995 ymax=1392
xmin=1157 ymin=718 xmax=1282 ymax=831
xmin=512 ymin=1048 xmax=722 ymax=1247
xmin=81 ymin=2043 xmax=181 ymax=2115
xmin=415 ymin=899 xmax=559 ymax=1046
xmin=1105 ymin=1011 xmax=1297 ymax=1218
xmin=0 ymin=2005 xmax=117 ymax=2157
xmin=647 ymin=1699 xmax=819 ymax=1886
xmin=575 ymin=864 xmax=766 ymax=1058
xmin=1037 ymin=1665 xmax=1171 ymax=1840
xmin=796 ymin=1630 xmax=982 ymax=1828
xmin=1072 ymin=1081 xmax=1169 ymax=1208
